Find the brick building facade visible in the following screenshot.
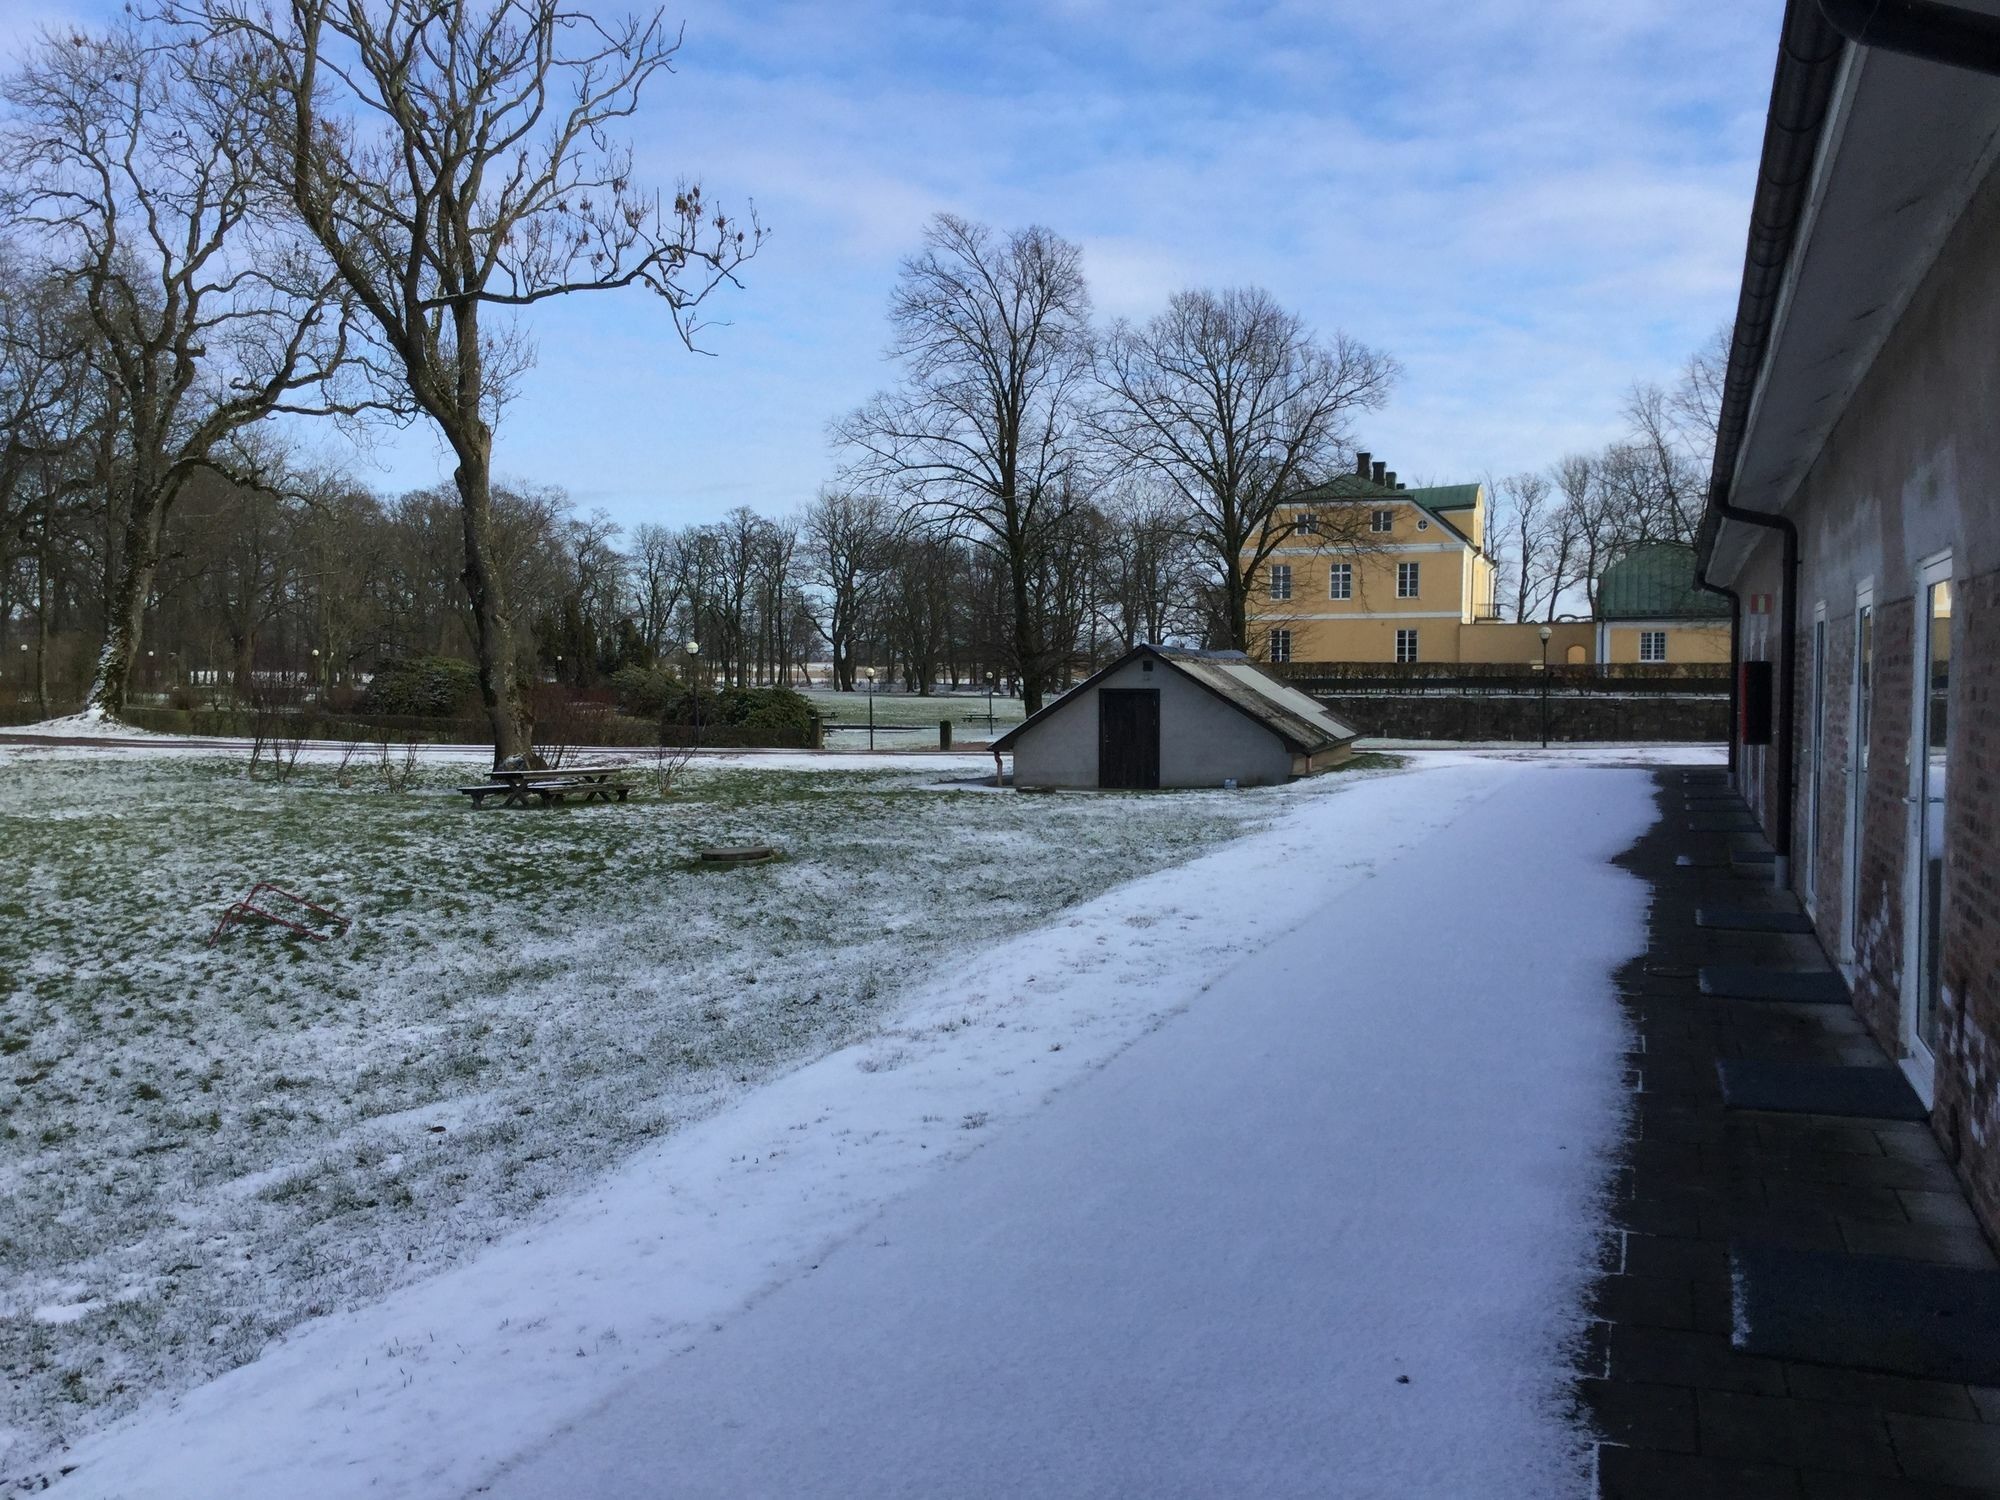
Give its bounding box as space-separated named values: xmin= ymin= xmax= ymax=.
xmin=1699 ymin=3 xmax=2000 ymax=1238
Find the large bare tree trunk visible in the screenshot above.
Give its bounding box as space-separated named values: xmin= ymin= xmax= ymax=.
xmin=86 ymin=487 xmax=167 ymax=718
xmin=452 ymin=443 xmax=529 ymax=766
xmin=1225 ymin=568 xmax=1251 ymax=654
xmin=1009 ymin=542 xmax=1044 ymax=715
xmin=34 ymin=555 xmax=50 ymax=715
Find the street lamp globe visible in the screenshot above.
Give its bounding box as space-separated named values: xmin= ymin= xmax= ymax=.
xmin=1538 ymin=625 xmax=1552 ymax=642
xmin=685 ymin=640 xmax=699 ymax=656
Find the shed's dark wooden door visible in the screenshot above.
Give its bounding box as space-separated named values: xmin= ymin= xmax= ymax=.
xmin=1098 ymin=689 xmax=1161 ymax=789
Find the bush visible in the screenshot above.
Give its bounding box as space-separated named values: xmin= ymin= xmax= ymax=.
xmin=609 ymin=665 xmax=674 ymax=718
xmin=736 ymin=687 xmax=815 ymax=739
xmin=358 ymin=656 xmax=480 ymax=717
xmin=653 ymin=683 xmax=819 ymax=746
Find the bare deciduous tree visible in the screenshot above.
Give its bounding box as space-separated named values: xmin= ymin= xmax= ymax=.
xmin=801 ymin=488 xmax=893 ymax=691
xmin=835 ymin=214 xmax=1093 ymax=713
xmin=180 ymin=0 xmax=761 ymax=761
xmin=1097 ymin=483 xmax=1201 ymax=650
xmin=3 ymin=23 xmax=359 ymax=717
xmin=1093 ymin=286 xmax=1397 ymax=651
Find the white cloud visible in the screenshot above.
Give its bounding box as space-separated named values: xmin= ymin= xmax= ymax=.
xmin=4 ymin=0 xmax=1787 ymax=527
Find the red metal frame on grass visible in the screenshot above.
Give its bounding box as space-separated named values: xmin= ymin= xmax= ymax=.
xmin=208 ymin=883 xmax=352 ymax=946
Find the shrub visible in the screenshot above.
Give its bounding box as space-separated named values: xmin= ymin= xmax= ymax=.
xmin=358 ymin=656 xmax=480 ymax=717
xmin=736 ymin=687 xmax=815 ymax=739
xmin=655 ymin=683 xmax=817 ymax=745
xmin=609 ymin=665 xmax=674 ymax=718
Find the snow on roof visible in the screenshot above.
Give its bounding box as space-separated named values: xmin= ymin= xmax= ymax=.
xmin=992 ymin=645 xmax=1357 ymax=755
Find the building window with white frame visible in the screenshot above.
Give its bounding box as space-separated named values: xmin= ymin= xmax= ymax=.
xmin=1639 ymin=630 xmax=1667 ymax=662
xmin=1268 ymin=563 xmax=1292 ymax=601
xmin=1328 ymin=562 xmax=1352 ymax=600
xmin=1370 ymin=508 xmax=1394 ymax=533
xmin=1397 ymin=561 xmax=1420 ymax=598
xmin=1294 ymin=511 xmax=1318 ymax=535
xmin=1395 ymin=628 xmax=1418 ymax=663
xmin=1270 ymin=628 xmax=1292 ymax=664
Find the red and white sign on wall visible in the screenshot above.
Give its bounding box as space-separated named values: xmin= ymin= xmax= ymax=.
xmin=1747 ymin=592 xmax=1774 ymax=615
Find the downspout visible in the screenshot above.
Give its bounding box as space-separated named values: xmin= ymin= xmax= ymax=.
xmin=1713 ymin=502 xmax=1801 ymax=890
xmin=1694 ymin=0 xmax=1841 ymax=886
xmin=1695 ymin=574 xmax=1742 ymax=778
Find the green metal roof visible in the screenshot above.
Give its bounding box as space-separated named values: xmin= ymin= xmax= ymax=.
xmin=1596 ymin=543 xmax=1730 ymax=620
xmin=1405 ymin=482 xmax=1480 ymax=512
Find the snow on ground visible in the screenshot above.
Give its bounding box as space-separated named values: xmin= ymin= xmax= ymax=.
xmin=27 ymin=751 xmax=1666 ymax=1498
xmin=0 ymin=751 xmax=1308 ymax=1476
xmin=5 ymin=708 xmax=172 ymax=739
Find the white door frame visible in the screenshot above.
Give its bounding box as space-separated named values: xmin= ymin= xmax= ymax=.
xmin=1842 ymin=581 xmax=1873 ymax=972
xmin=1900 ymin=550 xmax=1952 ymax=1107
xmin=1806 ymin=603 xmax=1827 ymax=914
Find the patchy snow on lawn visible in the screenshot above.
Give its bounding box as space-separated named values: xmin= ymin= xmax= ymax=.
xmin=0 ymin=750 xmax=1345 ymax=1477
xmin=27 ymin=752 xmax=1655 ymax=1499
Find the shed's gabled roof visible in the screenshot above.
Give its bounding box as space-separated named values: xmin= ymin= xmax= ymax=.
xmin=990 ymin=645 xmax=1358 ymax=756
xmin=1596 ymin=543 xmax=1729 ymax=621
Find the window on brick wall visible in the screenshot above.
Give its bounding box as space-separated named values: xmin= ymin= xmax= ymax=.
xmin=1269 ymin=564 xmax=1292 ymax=601
xmin=1639 ymin=630 xmax=1667 ymax=662
xmin=1397 ymin=561 xmax=1420 ymax=598
xmin=1395 ymin=628 xmax=1418 ymax=663
xmin=1329 ymin=563 xmax=1352 ymax=600
xmin=1270 ymin=628 xmax=1292 ymax=664
xmin=1371 ymin=508 xmax=1395 ymax=533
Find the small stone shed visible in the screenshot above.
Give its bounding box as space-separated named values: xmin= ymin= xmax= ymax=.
xmin=992 ymin=645 xmax=1358 ymax=790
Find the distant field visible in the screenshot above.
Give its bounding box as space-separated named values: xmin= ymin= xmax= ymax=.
xmin=0 ymin=749 xmax=1266 ymax=1470
xmin=799 ymin=687 xmax=1026 ymax=749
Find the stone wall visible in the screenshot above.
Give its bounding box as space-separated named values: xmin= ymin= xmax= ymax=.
xmin=1311 ymin=692 xmax=1727 ymax=742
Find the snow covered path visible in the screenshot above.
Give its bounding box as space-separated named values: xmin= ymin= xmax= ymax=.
xmin=482 ymin=762 xmax=1655 ymax=1498
xmin=38 ymin=756 xmax=1669 ymax=1498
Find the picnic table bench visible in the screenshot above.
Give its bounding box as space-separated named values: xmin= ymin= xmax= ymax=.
xmin=458 ymin=764 xmax=635 ymax=808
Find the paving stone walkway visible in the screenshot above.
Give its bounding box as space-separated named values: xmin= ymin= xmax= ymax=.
xmin=1585 ymin=767 xmax=2000 ymax=1498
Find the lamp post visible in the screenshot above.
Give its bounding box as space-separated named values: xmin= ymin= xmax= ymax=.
xmin=985 ymin=672 xmax=996 ymax=737
xmin=311 ymin=647 xmax=321 ymax=700
xmin=1539 ymin=625 xmax=1554 ymax=749
xmin=864 ymin=666 xmax=876 ymax=751
xmin=685 ymin=640 xmax=700 ymax=749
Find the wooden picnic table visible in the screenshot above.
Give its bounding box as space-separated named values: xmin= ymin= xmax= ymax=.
xmin=458 ymin=763 xmax=636 ymax=808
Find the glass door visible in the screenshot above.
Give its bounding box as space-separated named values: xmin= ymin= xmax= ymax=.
xmin=1904 ymin=559 xmax=1952 ymax=1093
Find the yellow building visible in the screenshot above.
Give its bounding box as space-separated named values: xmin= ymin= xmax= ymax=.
xmin=1248 ymin=455 xmax=1499 ymax=666
xmin=1591 ymin=543 xmax=1732 ymax=664
xmin=1246 ymin=461 xmax=1733 ymax=668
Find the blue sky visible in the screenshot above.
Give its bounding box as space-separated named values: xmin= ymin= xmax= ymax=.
xmin=3 ymin=0 xmax=1782 ymax=532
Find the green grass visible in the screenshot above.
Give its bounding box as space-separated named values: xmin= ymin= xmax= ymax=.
xmin=799 ymin=686 xmax=1025 ymax=746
